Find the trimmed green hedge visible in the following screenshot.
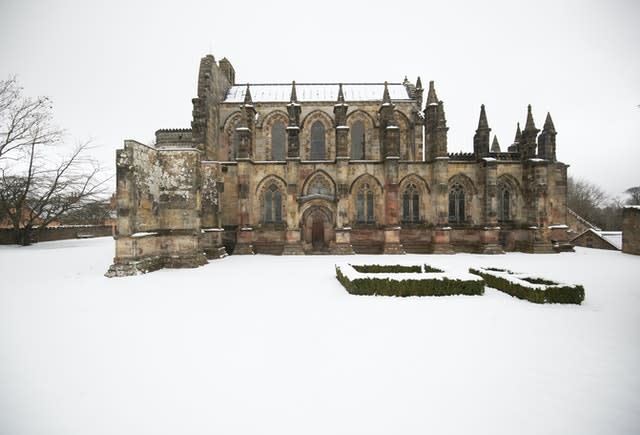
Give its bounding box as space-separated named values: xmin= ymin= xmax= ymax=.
xmin=351 ymin=264 xmax=421 ymax=273
xmin=336 ymin=266 xmax=484 ymax=297
xmin=469 ymin=268 xmax=584 ymax=305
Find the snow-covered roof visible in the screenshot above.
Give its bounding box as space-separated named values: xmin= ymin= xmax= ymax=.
xmin=572 ymin=228 xmax=622 ymax=250
xmin=597 ymin=231 xmax=622 ymax=250
xmin=224 ymin=83 xmax=413 ymax=103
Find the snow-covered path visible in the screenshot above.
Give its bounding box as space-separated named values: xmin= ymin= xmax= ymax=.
xmin=1 ymin=238 xmax=639 ymax=435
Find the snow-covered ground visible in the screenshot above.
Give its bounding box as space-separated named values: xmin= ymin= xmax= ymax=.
xmin=1 ymin=237 xmax=639 ymax=435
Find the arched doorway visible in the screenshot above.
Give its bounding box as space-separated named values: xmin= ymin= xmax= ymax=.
xmin=312 ymin=216 xmax=325 ymax=249
xmin=301 ymin=205 xmax=334 ymax=253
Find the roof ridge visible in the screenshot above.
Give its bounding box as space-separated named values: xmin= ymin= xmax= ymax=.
xmin=230 ymin=82 xmax=405 ymax=86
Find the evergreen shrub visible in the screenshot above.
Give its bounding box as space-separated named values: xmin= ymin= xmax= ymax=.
xmin=469 ymin=267 xmax=584 ymax=304
xmin=336 ymin=264 xmax=484 ymax=297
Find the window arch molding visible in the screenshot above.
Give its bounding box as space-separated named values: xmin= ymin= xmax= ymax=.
xmin=255 ymin=175 xmax=287 ymax=225
xmin=300 ymin=110 xmax=333 ymax=160
xmin=347 ymin=110 xmax=376 ymax=160
xmin=496 ymin=174 xmax=522 ymax=223
xmin=349 ymin=173 xmax=383 ymax=225
xmin=222 ymin=112 xmax=244 ymax=161
xmin=447 ymin=173 xmax=477 ymax=225
xmin=261 ymin=110 xmax=289 ymax=161
xmin=399 ymin=174 xmax=430 ymax=224
xmin=302 ymin=170 xmax=336 ymax=197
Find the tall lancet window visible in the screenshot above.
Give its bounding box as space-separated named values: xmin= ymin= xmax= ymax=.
xmin=448 ymin=183 xmax=465 ymax=224
xmin=402 ymin=183 xmax=420 ymax=223
xmin=271 ymin=122 xmax=286 ymax=161
xmin=310 ymin=121 xmax=326 ymax=160
xmin=356 ymin=183 xmax=375 ymax=223
xmin=498 ymin=187 xmax=511 ymax=222
xmin=231 ymin=131 xmax=241 ymax=160
xmin=264 ymin=183 xmax=282 ymax=223
xmin=351 ymin=121 xmax=365 ymax=159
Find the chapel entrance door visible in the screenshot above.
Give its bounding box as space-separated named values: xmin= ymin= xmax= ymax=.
xmin=312 ymin=216 xmax=325 ymax=249
xmin=301 ymin=205 xmax=334 ymax=253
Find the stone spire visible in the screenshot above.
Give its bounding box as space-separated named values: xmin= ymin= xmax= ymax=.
xmin=507 ymin=122 xmax=521 ymax=153
xmin=543 ymin=112 xmax=556 ymax=133
xmin=538 ymin=112 xmax=557 ymax=161
xmin=286 ymin=81 xmax=301 ymax=158
xmin=337 ymin=82 xmax=346 ymax=104
xmin=382 ymin=81 xmax=392 ymax=105
xmin=523 ymin=104 xmax=537 ymax=134
xmin=426 ymin=80 xmax=438 ymax=106
xmin=415 ymin=76 xmax=424 ymax=108
xmin=334 ymin=83 xmax=349 ymax=157
xmin=379 ymin=81 xmax=399 ymax=158
xmin=521 ymin=105 xmax=540 ymax=160
xmin=243 ymin=83 xmax=253 ymax=105
xmin=477 ymin=104 xmax=489 ymax=130
xmin=473 ymin=104 xmax=491 ymax=159
xmin=491 ymin=135 xmax=501 ymax=153
xmin=424 ymin=81 xmax=447 ymax=161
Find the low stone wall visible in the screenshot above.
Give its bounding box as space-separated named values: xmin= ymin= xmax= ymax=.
xmin=0 ymin=225 xmax=114 ymax=244
xmin=622 ymin=207 xmax=640 ymax=255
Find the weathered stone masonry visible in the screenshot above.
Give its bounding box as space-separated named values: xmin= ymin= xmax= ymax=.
xmin=106 ymin=54 xmax=570 ymax=276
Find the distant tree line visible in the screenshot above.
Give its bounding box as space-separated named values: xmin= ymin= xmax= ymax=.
xmin=568 ymin=176 xmax=639 ymax=230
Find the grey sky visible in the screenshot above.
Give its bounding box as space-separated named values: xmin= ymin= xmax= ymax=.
xmin=1 ymin=0 xmax=638 ymax=198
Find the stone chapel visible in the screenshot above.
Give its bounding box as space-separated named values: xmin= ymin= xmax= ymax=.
xmin=107 ymin=54 xmax=570 ymax=276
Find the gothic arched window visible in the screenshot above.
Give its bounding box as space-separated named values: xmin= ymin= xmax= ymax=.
xmin=271 ymin=122 xmax=286 ymax=160
xmin=310 ymin=121 xmax=326 ymax=160
xmin=448 ymin=183 xmax=465 ymax=224
xmin=498 ymin=187 xmax=511 ymax=222
xmin=231 ymin=131 xmax=241 ymax=160
xmin=351 ymin=121 xmax=365 ymax=159
xmin=402 ymin=183 xmax=420 ymax=223
xmin=356 ymin=183 xmax=375 ymax=223
xmin=264 ymin=183 xmax=282 ymax=223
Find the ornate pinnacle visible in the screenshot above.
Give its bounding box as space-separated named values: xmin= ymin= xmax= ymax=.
xmin=337 ymin=83 xmax=345 ymax=104
xmin=243 ymin=83 xmax=253 ymax=105
xmin=382 ymin=81 xmax=391 ymax=104
xmin=491 ymin=135 xmax=501 ymax=153
xmin=543 ymin=112 xmax=556 ymax=133
xmin=477 ymin=104 xmax=489 ymax=130
xmin=426 ymin=80 xmax=438 ymax=105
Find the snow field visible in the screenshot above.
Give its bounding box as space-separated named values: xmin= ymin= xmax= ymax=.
xmin=1 ymin=238 xmax=639 ymax=435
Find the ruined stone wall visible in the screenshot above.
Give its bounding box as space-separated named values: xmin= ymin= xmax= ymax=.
xmin=622 ymin=206 xmax=640 ymax=255
xmin=107 ymin=141 xmax=207 ymax=276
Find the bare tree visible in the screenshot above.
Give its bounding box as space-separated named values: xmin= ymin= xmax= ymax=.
xmin=0 ymin=77 xmax=110 ymax=245
xmin=0 ymin=77 xmax=61 ymax=161
xmin=567 ymin=176 xmax=607 ymax=221
xmin=624 ymin=186 xmax=640 ymax=205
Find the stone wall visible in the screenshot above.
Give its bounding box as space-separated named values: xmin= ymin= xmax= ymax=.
xmin=0 ymin=225 xmax=113 ymax=245
xmin=622 ymin=206 xmax=640 ymax=255
xmin=571 ymin=230 xmax=618 ymax=251
xmin=106 ymin=140 xmax=210 ymax=276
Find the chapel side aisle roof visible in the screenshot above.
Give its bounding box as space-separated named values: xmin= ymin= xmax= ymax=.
xmin=223 ymin=83 xmax=415 ymax=103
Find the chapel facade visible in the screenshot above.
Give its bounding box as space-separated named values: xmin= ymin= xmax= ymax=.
xmin=107 ymin=55 xmax=570 ymax=276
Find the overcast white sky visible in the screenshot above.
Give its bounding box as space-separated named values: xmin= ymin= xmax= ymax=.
xmin=1 ymin=0 xmax=638 ymax=198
